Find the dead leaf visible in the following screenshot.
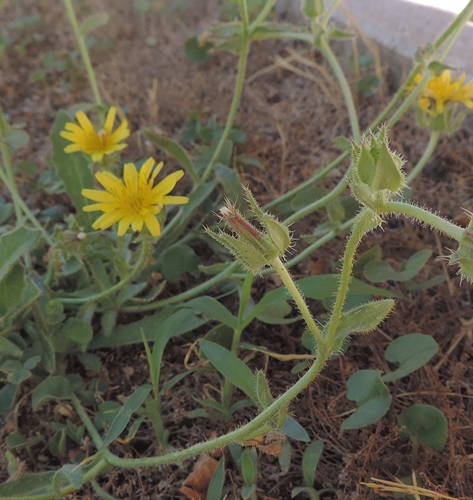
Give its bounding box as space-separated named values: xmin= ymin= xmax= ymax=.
xmin=179 ymin=454 xmax=219 ymax=500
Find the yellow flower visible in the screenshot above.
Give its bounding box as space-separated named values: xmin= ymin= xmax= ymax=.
xmin=411 ymin=70 xmax=473 ymax=115
xmin=60 ymin=106 xmax=130 ymax=162
xmin=81 ymin=158 xmax=189 ymax=237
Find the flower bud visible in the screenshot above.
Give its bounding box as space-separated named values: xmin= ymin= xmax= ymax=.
xmin=301 ymin=0 xmax=325 ymax=19
xmin=206 ymin=190 xmax=292 ymax=275
xmin=350 ymin=127 xmax=405 ymax=211
xmin=448 ymin=227 xmax=473 ymax=281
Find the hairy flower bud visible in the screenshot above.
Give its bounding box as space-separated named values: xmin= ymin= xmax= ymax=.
xmin=350 ymin=126 xmax=405 ymax=211
xmin=449 ymin=227 xmax=473 ymax=281
xmin=206 ymin=188 xmax=292 ymax=275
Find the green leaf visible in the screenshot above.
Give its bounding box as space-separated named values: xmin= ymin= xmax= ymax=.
xmin=161 ymin=244 xmax=200 ymax=283
xmin=398 ymin=404 xmax=447 ymax=451
xmin=200 ymin=340 xmax=257 ymax=402
xmin=281 ymin=416 xmax=310 ymax=442
xmin=328 ymin=28 xmax=355 ymax=39
xmin=0 ymin=337 xmax=23 ymax=359
xmin=255 ymin=370 xmax=274 ymax=409
xmin=51 ymin=110 xmax=95 ymax=226
xmin=215 ymin=164 xmax=243 ymax=204
xmin=0 ymin=384 xmax=19 ymax=416
xmin=243 ymin=275 xmax=401 ymax=327
xmin=382 ymin=333 xmax=438 ymax=382
xmin=101 ymin=385 xmax=152 ymax=448
xmin=352 ymin=245 xmax=382 ymax=278
xmin=256 ymin=300 xmax=296 ymax=325
xmin=79 ymin=13 xmax=109 ymax=36
xmin=32 ymin=376 xmax=72 ymax=411
xmin=364 ymin=259 xmax=397 ymax=282
xmin=49 ymin=429 xmax=67 ymax=458
xmin=142 ymin=128 xmax=198 ymax=183
xmin=207 ymin=457 xmax=226 ymax=500
xmin=61 ymin=317 xmax=93 ymax=345
xmin=89 ymin=308 xmax=206 ymax=348
xmin=292 ymin=486 xmax=320 ymax=499
xmin=279 ymin=439 xmax=292 ymax=473
xmin=54 ymin=464 xmax=83 ymax=489
xmin=333 ymin=299 xmax=395 ymax=347
xmin=185 ymin=296 xmax=237 ymax=329
xmin=0 ymin=471 xmax=57 ymax=497
xmin=240 ymin=448 xmax=257 ymax=486
xmin=184 ymin=36 xmax=214 ymax=64
xmin=332 ymin=136 xmax=352 ymax=152
xmin=302 ymin=439 xmax=323 ymax=487
xmin=341 ymin=370 xmax=391 ymax=429
xmin=6 ymin=129 xmax=29 ymax=152
xmin=399 ymin=249 xmax=432 ymax=281
xmin=0 ymin=227 xmax=41 ymax=281
xmin=358 ymin=74 xmax=380 ymax=97
xmin=149 ymin=309 xmax=197 ymax=390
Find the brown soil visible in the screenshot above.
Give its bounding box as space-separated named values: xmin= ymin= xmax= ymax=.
xmin=1 ymin=0 xmax=472 ymax=499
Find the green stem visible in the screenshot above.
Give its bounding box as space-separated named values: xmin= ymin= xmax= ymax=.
xmin=222 ymin=272 xmax=253 ymax=409
xmin=270 ymin=256 xmax=325 ymax=348
xmin=317 ymin=36 xmax=360 ymax=142
xmin=406 ymin=131 xmax=439 ymax=184
xmin=249 ymin=0 xmax=276 ymax=34
xmin=263 ymin=154 xmax=345 ymax=209
xmin=200 ymin=21 xmax=250 ymax=182
xmin=0 ymin=111 xmax=22 ymax=222
xmin=382 ymin=201 xmax=463 ymax=241
xmin=325 ymin=209 xmax=379 ymax=348
xmin=0 ymin=162 xmax=55 ymax=247
xmin=104 ymin=346 xmax=328 ymax=469
xmin=118 ymin=261 xmax=239 ymax=313
xmin=284 ymin=172 xmax=349 ymax=225
xmin=57 ymin=237 xmax=151 ymax=304
xmin=436 ymin=0 xmax=473 ymax=60
xmin=62 ymin=0 xmax=102 ymax=106
xmin=321 ymin=0 xmax=340 ymax=28
xmin=90 ymin=479 xmax=118 ymax=500
xmin=71 ymin=393 xmax=104 ymax=448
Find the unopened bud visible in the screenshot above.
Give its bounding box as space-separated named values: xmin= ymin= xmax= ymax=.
xmin=350 ymin=126 xmax=405 ymax=211
xmin=449 ymin=227 xmax=473 ymax=281
xmin=206 ymin=190 xmax=292 ymax=275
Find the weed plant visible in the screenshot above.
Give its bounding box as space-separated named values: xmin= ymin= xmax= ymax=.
xmin=1 ymin=0 xmax=473 ymax=498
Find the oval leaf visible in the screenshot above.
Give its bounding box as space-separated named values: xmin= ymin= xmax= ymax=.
xmin=341 ymin=370 xmax=391 ymax=429
xmin=382 ymin=333 xmax=438 ymax=382
xmin=398 ymin=404 xmax=447 ymax=451
xmin=32 ymin=376 xmax=72 ymax=411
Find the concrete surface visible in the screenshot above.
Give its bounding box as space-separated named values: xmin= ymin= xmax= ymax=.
xmin=276 ymin=0 xmax=473 ymax=79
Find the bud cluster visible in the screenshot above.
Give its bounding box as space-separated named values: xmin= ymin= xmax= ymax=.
xmin=206 ymin=187 xmax=291 ymax=274
xmin=349 ymin=126 xmax=405 ymax=212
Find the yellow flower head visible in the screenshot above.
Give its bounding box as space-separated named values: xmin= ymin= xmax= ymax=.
xmin=60 ymin=106 xmax=130 ymax=162
xmin=411 ymin=70 xmax=473 ymax=115
xmin=81 ymin=158 xmax=189 ymax=237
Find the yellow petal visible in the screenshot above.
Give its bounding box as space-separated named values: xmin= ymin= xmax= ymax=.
xmin=104 ymin=107 xmax=117 ymax=132
xmin=110 ymin=120 xmax=130 ymax=142
xmin=76 ymin=110 xmax=96 ymax=135
xmin=151 ymin=170 xmax=184 ymax=197
xmin=95 ymin=171 xmax=123 ymax=192
xmin=118 ymin=215 xmax=134 ymax=236
xmin=162 ymin=195 xmax=189 ymax=205
xmin=131 ymin=214 xmax=144 ymax=232
xmin=123 ymin=163 xmax=139 ymax=191
xmin=143 ymin=213 xmax=161 ymax=237
xmin=64 ymin=144 xmax=82 ymax=153
xmin=81 ymin=189 xmax=117 ymax=203
xmin=139 ymin=158 xmax=155 ymax=182
xmin=92 ymin=152 xmax=104 ymax=162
